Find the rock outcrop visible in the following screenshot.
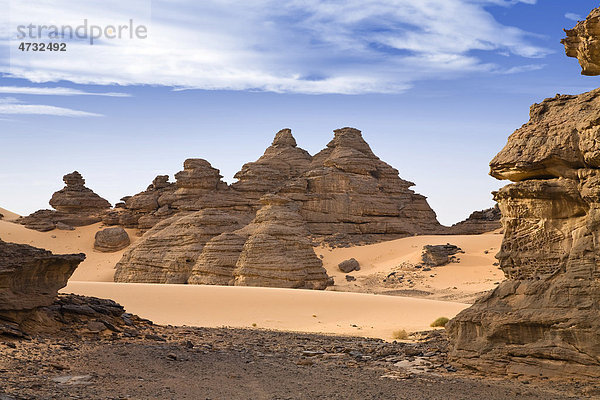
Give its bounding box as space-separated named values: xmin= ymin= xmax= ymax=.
xmin=421 ymin=244 xmax=462 ymax=267
xmin=0 ymin=239 xmax=84 ymax=335
xmin=94 ymin=227 xmax=131 ymax=253
xmin=562 ymin=8 xmax=600 ymax=76
xmin=115 ymin=128 xmax=441 ymax=285
xmin=447 ymin=205 xmax=501 ymax=235
xmin=18 ymin=172 xmax=111 ymax=232
xmin=447 ymin=87 xmax=600 ymax=378
xmin=231 ymin=129 xmax=312 ymax=202
xmin=188 ymin=195 xmax=330 ymax=290
xmin=114 ymin=209 xmax=249 ymax=283
xmin=338 ymin=258 xmax=360 ymax=273
xmin=280 ymin=128 xmax=442 ymax=245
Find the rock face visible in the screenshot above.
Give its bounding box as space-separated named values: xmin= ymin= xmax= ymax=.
xmin=421 ymin=244 xmax=462 ymax=267
xmin=447 ymin=88 xmax=600 ymax=378
xmin=231 ymin=129 xmax=313 ymax=201
xmin=94 ymin=227 xmax=131 ymax=253
xmin=280 ymin=128 xmax=441 ymax=244
xmin=0 ymin=239 xmax=84 ymax=335
xmin=562 ymin=8 xmax=600 ymax=76
xmin=19 ymin=172 xmax=111 ymax=232
xmin=114 ymin=209 xmax=249 ymax=283
xmin=188 ymin=195 xmax=330 ymax=290
xmin=447 ymin=205 xmax=501 ymax=235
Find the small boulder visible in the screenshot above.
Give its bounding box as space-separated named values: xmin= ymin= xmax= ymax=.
xmin=338 ymin=258 xmax=360 ymax=273
xmin=94 ymin=227 xmax=130 ymax=253
xmin=421 ymin=244 xmax=462 ymax=267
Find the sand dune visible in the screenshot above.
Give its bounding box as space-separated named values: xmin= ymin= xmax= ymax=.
xmin=0 ymin=220 xmax=139 ymax=282
xmin=63 ymin=281 xmax=468 ymax=340
xmin=318 ymin=233 xmax=504 ymax=302
xmin=0 ymin=207 xmax=20 ymax=221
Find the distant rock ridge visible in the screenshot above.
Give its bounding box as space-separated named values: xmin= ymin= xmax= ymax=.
xmin=447 ymin=205 xmax=501 ymax=235
xmin=448 ymin=12 xmax=600 ymax=379
xmin=18 ymin=171 xmax=111 ymax=232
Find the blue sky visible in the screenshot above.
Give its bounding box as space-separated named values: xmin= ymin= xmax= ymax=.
xmin=0 ymin=0 xmax=598 ymax=225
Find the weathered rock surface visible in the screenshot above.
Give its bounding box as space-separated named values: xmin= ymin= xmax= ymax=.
xmin=562 ymin=8 xmax=600 ymax=76
xmin=0 ymin=239 xmax=86 ymax=336
xmin=338 ymin=258 xmax=360 ymax=273
xmin=421 ymin=244 xmax=462 ymax=267
xmin=280 ymin=128 xmax=442 ymax=244
xmin=94 ymin=227 xmax=130 ymax=253
xmin=447 ymin=205 xmax=501 ymax=235
xmin=18 ymin=172 xmax=111 ymax=231
xmin=114 ymin=209 xmax=249 ymax=283
xmin=0 ymin=239 xmax=84 ymax=312
xmin=448 ymin=86 xmax=600 ymax=378
xmin=189 ymin=195 xmax=330 ymax=289
xmin=231 ymin=129 xmax=312 ymax=202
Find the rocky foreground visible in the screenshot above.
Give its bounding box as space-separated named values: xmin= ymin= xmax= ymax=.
xmin=0 ymin=325 xmax=593 ymax=400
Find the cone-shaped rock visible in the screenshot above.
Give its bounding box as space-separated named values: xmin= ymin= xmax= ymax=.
xmin=189 ymin=195 xmax=330 ymax=289
xmin=279 ymin=127 xmax=441 ymax=244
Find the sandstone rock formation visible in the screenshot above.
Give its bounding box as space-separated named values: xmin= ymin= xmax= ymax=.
xmin=562 ymin=8 xmax=600 ymax=76
xmin=115 ymin=128 xmax=441 ymax=286
xmin=231 ymin=129 xmax=312 ymax=202
xmin=447 ymin=87 xmax=600 ymax=378
xmin=0 ymin=239 xmax=84 ymax=335
xmin=447 ymin=205 xmax=501 ymax=235
xmin=280 ymin=128 xmax=442 ymax=245
xmin=18 ymin=172 xmax=111 ymax=232
xmin=188 ymin=195 xmax=330 ymax=290
xmin=114 ymin=209 xmax=249 ymax=283
xmin=421 ymin=244 xmax=462 ymax=267
xmin=94 ymin=227 xmax=131 ymax=253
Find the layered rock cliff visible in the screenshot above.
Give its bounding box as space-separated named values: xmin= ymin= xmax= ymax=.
xmin=447 ymin=88 xmax=600 ymax=378
xmin=562 ymin=7 xmax=600 ymax=76
xmin=18 ymin=172 xmax=111 ymax=231
xmin=188 ymin=195 xmax=329 ymax=289
xmin=447 ymin=205 xmax=501 ymax=235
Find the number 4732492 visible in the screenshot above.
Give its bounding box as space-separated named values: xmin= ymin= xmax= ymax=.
xmin=18 ymin=42 xmax=67 ymax=52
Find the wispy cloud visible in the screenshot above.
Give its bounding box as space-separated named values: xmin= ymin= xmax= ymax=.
xmin=0 ymin=97 xmax=102 ymax=117
xmin=565 ymin=13 xmax=583 ymax=22
xmin=2 ymin=0 xmax=549 ymax=95
xmin=0 ymin=86 xmax=130 ymax=97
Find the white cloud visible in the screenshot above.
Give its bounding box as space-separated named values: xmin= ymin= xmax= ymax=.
xmin=0 ymin=97 xmax=102 ymax=117
xmin=0 ymin=86 xmax=130 ymax=96
xmin=1 ymin=0 xmax=549 ymax=94
xmin=565 ymin=13 xmax=583 ymax=22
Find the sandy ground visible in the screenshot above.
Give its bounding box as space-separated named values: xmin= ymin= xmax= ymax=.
xmin=318 ymin=233 xmax=504 ymax=303
xmin=0 ymin=207 xmax=20 ymax=221
xmin=62 ymin=281 xmax=468 ymax=340
xmin=0 ymin=214 xmax=503 ymax=340
xmin=0 ymin=220 xmax=139 ymax=282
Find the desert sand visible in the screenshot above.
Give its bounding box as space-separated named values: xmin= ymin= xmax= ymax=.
xmin=62 ymin=281 xmax=468 ymax=339
xmin=318 ymin=233 xmax=504 ymax=302
xmin=0 ymin=217 xmax=501 ymax=340
xmin=0 ymin=207 xmax=20 ymax=221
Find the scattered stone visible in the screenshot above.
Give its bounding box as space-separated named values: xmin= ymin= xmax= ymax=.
xmin=338 ymin=258 xmax=360 ymax=273
xmin=345 ymin=275 xmax=356 ymax=282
